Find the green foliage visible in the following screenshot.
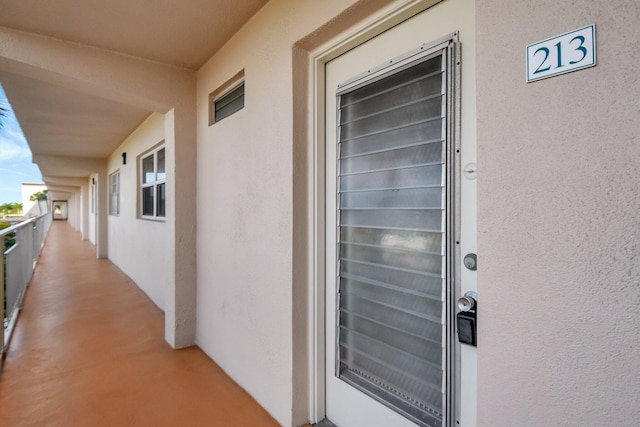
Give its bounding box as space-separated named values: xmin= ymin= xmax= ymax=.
xmin=29 ymin=190 xmax=48 ymax=202
xmin=0 ymin=202 xmax=23 ymax=218
xmin=29 ymin=190 xmax=48 ymax=215
xmin=0 ymin=221 xmax=16 ymax=249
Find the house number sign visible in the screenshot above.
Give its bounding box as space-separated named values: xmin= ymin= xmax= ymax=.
xmin=526 ymin=24 xmax=596 ymax=82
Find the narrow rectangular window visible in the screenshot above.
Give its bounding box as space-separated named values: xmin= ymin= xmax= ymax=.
xmin=139 ymin=146 xmax=166 ymax=219
xmin=214 ymin=82 xmax=244 ymax=122
xmin=209 ymin=70 xmax=245 ymax=125
xmin=109 ymin=171 xmax=120 ymax=216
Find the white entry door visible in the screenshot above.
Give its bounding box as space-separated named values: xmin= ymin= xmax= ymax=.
xmin=324 ymin=1 xmax=477 ymax=426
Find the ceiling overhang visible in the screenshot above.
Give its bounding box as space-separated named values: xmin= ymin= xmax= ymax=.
xmin=0 ymin=0 xmax=269 ymax=185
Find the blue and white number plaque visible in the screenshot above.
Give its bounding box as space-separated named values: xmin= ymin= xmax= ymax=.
xmin=526 ymin=25 xmax=596 ymax=82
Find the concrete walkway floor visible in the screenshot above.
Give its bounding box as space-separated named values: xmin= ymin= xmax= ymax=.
xmin=0 ymin=221 xmax=279 ymax=427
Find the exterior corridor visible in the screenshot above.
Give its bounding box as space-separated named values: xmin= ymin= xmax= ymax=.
xmin=0 ymin=221 xmax=279 ymax=427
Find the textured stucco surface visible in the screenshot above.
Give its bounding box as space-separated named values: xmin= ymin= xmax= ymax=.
xmin=195 ymin=1 xmax=374 ymax=425
xmin=107 ymin=113 xmax=169 ymax=311
xmin=476 ymin=1 xmax=640 ymax=425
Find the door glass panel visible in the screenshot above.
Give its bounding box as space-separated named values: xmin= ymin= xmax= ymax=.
xmin=336 ymin=54 xmax=447 ymax=427
xmin=340 ymin=141 xmax=443 ymax=175
xmin=339 ymin=164 xmax=442 ymax=192
xmin=340 ymin=119 xmax=443 ymax=158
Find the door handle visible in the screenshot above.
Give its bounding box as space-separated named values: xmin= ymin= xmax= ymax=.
xmin=457 ymin=291 xmax=477 ymax=311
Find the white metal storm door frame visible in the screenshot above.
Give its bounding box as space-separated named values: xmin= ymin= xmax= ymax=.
xmin=331 ymin=35 xmax=460 ymax=427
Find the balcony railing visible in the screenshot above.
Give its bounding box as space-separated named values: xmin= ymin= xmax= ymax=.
xmin=1 ymin=213 xmax=52 ymax=360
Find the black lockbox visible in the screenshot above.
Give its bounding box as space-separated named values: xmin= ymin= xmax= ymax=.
xmin=456 ymin=312 xmax=477 ymax=346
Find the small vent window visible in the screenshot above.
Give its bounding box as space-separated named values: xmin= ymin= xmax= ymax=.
xmin=209 ymin=70 xmax=245 ymax=125
xmin=215 ymin=82 xmax=244 ymax=122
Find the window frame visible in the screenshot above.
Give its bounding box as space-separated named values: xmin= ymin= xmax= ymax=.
xmin=109 ymin=170 xmax=120 ymax=216
xmin=138 ymin=145 xmax=166 ymax=220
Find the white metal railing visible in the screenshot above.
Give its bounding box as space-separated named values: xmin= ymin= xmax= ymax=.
xmin=1 ymin=213 xmax=53 ymax=361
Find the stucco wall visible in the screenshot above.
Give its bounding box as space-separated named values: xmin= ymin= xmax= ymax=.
xmin=195 ymin=0 xmax=392 ymax=424
xmin=476 ymin=1 xmax=640 ymax=425
xmin=107 ymin=113 xmax=168 ymax=310
xmin=21 ymin=183 xmax=47 ymax=217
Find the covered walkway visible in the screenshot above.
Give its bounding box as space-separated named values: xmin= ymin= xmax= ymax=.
xmin=0 ymin=221 xmax=279 ymax=426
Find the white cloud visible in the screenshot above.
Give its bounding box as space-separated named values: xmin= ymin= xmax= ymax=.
xmin=0 ymin=166 xmax=37 ymax=178
xmin=3 ymin=124 xmax=28 ymax=142
xmin=0 ymin=89 xmax=33 ymax=164
xmin=0 ymin=85 xmax=43 ymax=203
xmin=0 ymin=136 xmax=31 ymax=163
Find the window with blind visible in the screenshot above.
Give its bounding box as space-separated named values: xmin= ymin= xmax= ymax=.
xmin=335 ymin=51 xmax=451 ymax=427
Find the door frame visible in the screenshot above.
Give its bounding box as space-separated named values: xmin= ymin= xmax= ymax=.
xmin=326 ymin=34 xmax=462 ymax=426
xmin=306 ymin=0 xmax=449 ymax=422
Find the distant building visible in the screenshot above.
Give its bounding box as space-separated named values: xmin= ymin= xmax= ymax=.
xmin=21 ymin=183 xmax=47 ymax=217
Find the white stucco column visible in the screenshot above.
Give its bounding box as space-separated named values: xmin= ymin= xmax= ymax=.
xmin=164 ymin=106 xmax=197 ymax=349
xmin=80 ymin=183 xmax=89 ymax=240
xmin=95 ymin=166 xmax=108 ymax=258
xmin=66 ymin=194 xmax=75 ymax=228
xmin=71 ymin=190 xmax=80 ymax=230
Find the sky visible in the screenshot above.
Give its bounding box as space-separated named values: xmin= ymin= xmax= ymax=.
xmin=0 ymin=84 xmax=44 ymax=204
